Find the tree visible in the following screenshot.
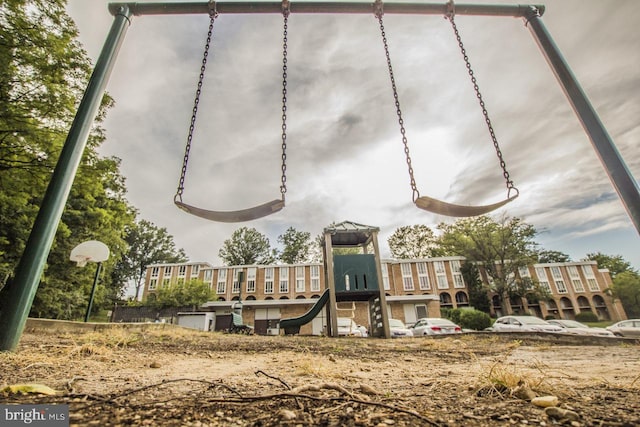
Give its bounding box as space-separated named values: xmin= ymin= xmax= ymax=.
xmin=584 ymin=252 xmax=636 ymax=278
xmin=460 ymin=262 xmax=490 ymax=313
xmin=0 ymin=0 xmax=137 ymax=319
xmin=219 ymin=227 xmax=276 ymax=266
xmin=537 ymin=250 xmax=571 ymax=263
xmin=388 ymin=225 xmax=441 ymax=259
xmin=113 ymin=220 xmax=188 ymax=301
xmin=151 ymin=279 xmax=214 ymax=309
xmin=438 ymin=215 xmax=540 ymax=312
xmin=609 ymin=271 xmax=640 ymax=318
xmin=278 ymin=227 xmax=312 ymax=264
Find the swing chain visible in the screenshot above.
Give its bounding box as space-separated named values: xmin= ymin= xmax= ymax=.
xmin=280 ymin=1 xmax=290 ymax=198
xmin=375 ymin=2 xmax=420 ymax=202
xmin=446 ymin=11 xmax=516 ymax=194
xmin=175 ymin=5 xmax=218 ymax=202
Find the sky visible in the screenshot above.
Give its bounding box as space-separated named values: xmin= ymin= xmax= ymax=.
xmin=65 ymin=0 xmax=640 ymax=270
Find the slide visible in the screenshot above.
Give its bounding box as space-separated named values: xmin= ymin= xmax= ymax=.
xmin=279 ymin=289 xmax=330 ymax=335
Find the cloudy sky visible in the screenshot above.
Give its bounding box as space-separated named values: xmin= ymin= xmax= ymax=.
xmin=65 ymin=0 xmax=639 ymax=270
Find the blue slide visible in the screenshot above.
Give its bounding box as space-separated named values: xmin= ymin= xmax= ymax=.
xmin=279 ymin=289 xmax=330 ymax=335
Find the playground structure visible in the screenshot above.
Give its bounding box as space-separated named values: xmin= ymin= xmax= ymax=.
xmin=0 ymin=1 xmax=638 ymax=351
xmin=280 ymin=221 xmax=391 ymax=338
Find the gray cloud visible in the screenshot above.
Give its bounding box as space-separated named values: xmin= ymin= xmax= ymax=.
xmin=66 ymin=0 xmax=640 ymax=268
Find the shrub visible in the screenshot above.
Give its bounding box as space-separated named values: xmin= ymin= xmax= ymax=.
xmin=459 ymin=309 xmax=492 ymax=331
xmin=443 ymin=308 xmax=463 ymax=325
xmin=575 ymin=311 xmax=598 ymax=323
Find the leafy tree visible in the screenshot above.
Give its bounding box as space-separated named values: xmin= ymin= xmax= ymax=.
xmin=219 ymin=227 xmax=276 ymax=266
xmin=438 ymin=215 xmax=539 ymax=312
xmin=609 ymin=271 xmax=640 ymax=318
xmin=537 ymin=250 xmax=571 ymax=263
xmin=584 ymin=252 xmax=636 ymax=278
xmin=461 ymin=262 xmax=490 ymax=313
xmin=112 ymin=219 xmax=187 ymax=301
xmin=150 ymin=279 xmax=214 ymax=309
xmin=278 ymin=227 xmax=312 ymax=264
xmin=0 ymin=0 xmax=137 ymax=319
xmin=388 ymin=225 xmax=441 ymax=259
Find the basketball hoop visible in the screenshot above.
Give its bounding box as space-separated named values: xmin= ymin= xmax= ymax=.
xmin=70 ymin=240 xmax=110 ymax=267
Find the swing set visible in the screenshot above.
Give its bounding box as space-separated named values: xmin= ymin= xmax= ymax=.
xmin=174 ymin=0 xmax=518 ymax=222
xmin=1 ymin=1 xmax=639 ymax=351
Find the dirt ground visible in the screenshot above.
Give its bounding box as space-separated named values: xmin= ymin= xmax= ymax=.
xmin=1 ymin=324 xmax=639 ymax=427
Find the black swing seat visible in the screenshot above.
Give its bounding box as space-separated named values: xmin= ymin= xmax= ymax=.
xmin=415 ymin=193 xmax=518 ymax=217
xmin=174 ymin=198 xmax=284 ymax=223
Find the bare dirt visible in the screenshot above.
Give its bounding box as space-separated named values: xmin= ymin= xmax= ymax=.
xmin=1 ymin=325 xmax=639 ymax=426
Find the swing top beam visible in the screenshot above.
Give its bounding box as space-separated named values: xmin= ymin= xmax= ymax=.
xmin=108 ymin=1 xmax=545 ymax=18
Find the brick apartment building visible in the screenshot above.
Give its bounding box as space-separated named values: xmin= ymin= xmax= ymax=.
xmin=141 ymin=256 xmax=626 ymax=335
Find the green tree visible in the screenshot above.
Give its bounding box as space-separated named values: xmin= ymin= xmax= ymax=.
xmin=609 ymin=271 xmax=640 ymax=318
xmin=151 ymin=279 xmax=214 ymax=309
xmin=460 ymin=262 xmax=490 ymax=313
xmin=537 ymin=250 xmax=571 ymax=263
xmin=438 ymin=215 xmax=539 ymax=312
xmin=219 ymin=227 xmax=276 ymax=266
xmin=584 ymin=252 xmax=636 ymax=278
xmin=278 ymin=227 xmax=312 ymax=264
xmin=388 ymin=225 xmax=441 ymax=259
xmin=112 ymin=219 xmax=188 ymax=301
xmin=0 ymin=0 xmax=137 ymax=319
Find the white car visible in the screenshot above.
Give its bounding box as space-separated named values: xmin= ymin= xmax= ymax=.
xmin=607 ymin=319 xmax=640 ymax=338
xmin=491 ymin=316 xmax=563 ymax=333
xmin=389 ymin=318 xmax=413 ymax=338
xmin=547 ymin=319 xmax=614 ymax=337
xmin=410 ymin=318 xmax=462 ymax=336
xmin=337 ymin=318 xmax=363 ymax=337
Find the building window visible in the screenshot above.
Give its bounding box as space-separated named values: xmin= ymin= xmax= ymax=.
xmin=191 ymin=265 xmax=199 ymax=277
xmin=265 ymin=267 xmax=274 ymax=294
xmin=453 ymin=275 xmax=465 ymax=289
xmin=279 ymin=267 xmax=289 ymax=293
xmin=162 ymin=278 xmax=170 ymax=288
xmin=149 ymin=279 xmax=158 ymax=290
xmin=164 ymin=266 xmax=173 ymax=276
xmin=535 ymin=267 xmax=552 ymax=293
xmin=518 ymin=266 xmax=531 ymax=278
xmin=310 ymin=265 xmax=320 ymax=291
xmin=381 ymin=263 xmax=390 ymax=291
xmin=451 ymin=260 xmax=464 ymax=288
xmin=247 ymin=267 xmax=256 ymax=293
xmin=567 ymin=266 xmax=584 ymax=292
xmin=217 ymin=268 xmax=227 ymax=294
xmin=176 ymin=278 xmax=185 ymax=286
xmin=151 ymin=267 xmax=160 ymax=278
xmin=178 ymin=265 xmax=186 ymax=277
xmin=435 ymin=261 xmax=448 ymax=289
xmin=295 ymin=266 xmax=305 ymax=292
xmin=416 ymin=262 xmax=430 ymax=290
xmin=204 ymin=269 xmax=213 ymax=283
xmin=581 ymin=265 xmax=600 ymax=291
xmin=401 ymin=263 xmax=414 ymax=291
xmin=232 ymin=268 xmax=242 ymax=294
xmin=550 ymin=267 xmax=568 ymax=294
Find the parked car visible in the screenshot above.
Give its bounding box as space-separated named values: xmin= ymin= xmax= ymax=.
xmin=388 ymin=318 xmax=413 ymax=338
xmin=606 ymin=319 xmax=640 ymax=338
xmin=337 ymin=317 xmax=363 ymax=337
xmin=410 ymin=318 xmax=462 ymax=336
xmin=491 ymin=316 xmax=563 ymax=333
xmin=546 ymin=319 xmax=614 ymax=337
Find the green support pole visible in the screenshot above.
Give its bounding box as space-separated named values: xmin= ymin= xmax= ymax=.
xmin=0 ymin=6 xmax=132 ymax=351
xmin=524 ymin=7 xmax=640 ymax=235
xmin=84 ymin=262 xmax=103 ymax=323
